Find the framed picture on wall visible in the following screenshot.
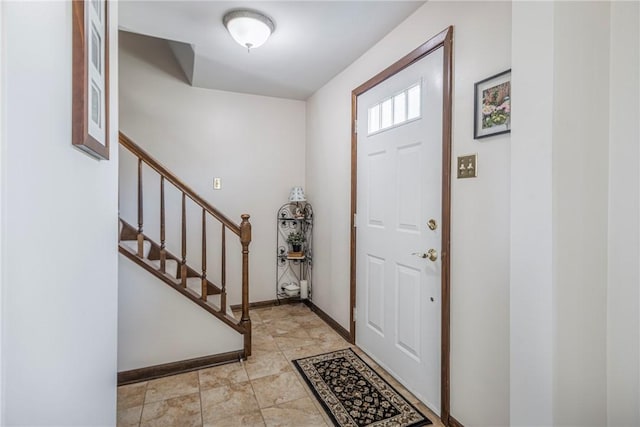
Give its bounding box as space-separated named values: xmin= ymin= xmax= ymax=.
xmin=72 ymin=0 xmax=109 ymax=160
xmin=474 ymin=69 xmax=511 ymax=139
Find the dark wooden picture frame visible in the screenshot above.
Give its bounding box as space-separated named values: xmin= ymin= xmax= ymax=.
xmin=72 ymin=0 xmax=109 ymax=160
xmin=474 ymin=69 xmax=511 ymax=140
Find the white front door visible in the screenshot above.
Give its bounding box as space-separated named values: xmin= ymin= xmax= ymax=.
xmin=355 ymin=48 xmax=444 ymax=413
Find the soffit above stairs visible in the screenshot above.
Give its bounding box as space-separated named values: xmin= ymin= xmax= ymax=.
xmin=119 ymin=1 xmax=425 ymax=100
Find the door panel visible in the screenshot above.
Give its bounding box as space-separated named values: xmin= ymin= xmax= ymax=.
xmin=356 ymin=48 xmax=444 ymax=413
xmin=395 ymin=263 xmax=421 ymax=360
xmin=366 ymin=254 xmax=385 ymax=336
xmin=367 ymin=150 xmax=387 ymax=228
xmin=396 ymin=142 xmax=422 ymax=233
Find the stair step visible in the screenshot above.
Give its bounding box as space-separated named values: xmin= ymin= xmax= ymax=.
xmin=149 ymin=259 xmax=179 ymax=279
xmin=120 ymin=239 xmax=152 ymax=259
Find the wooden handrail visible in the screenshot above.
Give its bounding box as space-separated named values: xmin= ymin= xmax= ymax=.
xmin=119 ymin=132 xmax=241 ymax=236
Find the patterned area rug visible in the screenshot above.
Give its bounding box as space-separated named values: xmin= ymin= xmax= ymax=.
xmin=293 ymin=348 xmax=432 ymax=427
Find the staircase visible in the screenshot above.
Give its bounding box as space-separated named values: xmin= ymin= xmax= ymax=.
xmin=118 ymin=132 xmax=252 ymax=378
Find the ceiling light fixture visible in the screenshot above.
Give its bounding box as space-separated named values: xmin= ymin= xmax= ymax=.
xmin=223 ymin=10 xmax=275 ymax=52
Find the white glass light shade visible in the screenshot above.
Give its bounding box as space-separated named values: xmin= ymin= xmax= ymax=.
xmin=223 ymin=10 xmax=275 ymax=50
xmin=289 ymin=186 xmax=306 ymax=202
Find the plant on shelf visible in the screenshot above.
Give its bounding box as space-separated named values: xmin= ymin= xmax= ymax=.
xmin=286 ymin=231 xmax=306 ymax=253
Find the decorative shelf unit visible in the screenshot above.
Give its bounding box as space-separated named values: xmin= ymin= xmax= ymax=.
xmin=276 ymin=202 xmax=313 ymax=301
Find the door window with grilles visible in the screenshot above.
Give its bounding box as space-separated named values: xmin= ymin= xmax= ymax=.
xmin=367 ymin=83 xmax=421 ymax=135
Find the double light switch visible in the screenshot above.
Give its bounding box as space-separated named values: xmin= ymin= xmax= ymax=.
xmin=457 ymin=154 xmax=477 ymax=179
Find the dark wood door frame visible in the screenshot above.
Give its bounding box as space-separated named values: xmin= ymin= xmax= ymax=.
xmin=349 ymin=26 xmax=453 ymax=425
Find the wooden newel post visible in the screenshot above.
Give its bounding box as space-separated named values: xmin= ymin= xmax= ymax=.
xmin=240 ymin=214 xmax=252 ymax=357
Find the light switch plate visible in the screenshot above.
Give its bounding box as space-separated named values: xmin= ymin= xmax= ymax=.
xmin=457 ymin=154 xmax=478 ymax=179
xmin=213 ymin=177 xmax=222 ymax=190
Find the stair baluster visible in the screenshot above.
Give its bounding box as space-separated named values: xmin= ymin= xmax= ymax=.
xmin=221 ymin=224 xmax=227 ymax=314
xmin=181 ymin=192 xmax=187 ymax=288
xmin=201 ymin=208 xmax=207 ymax=302
xmin=137 ymin=158 xmax=144 ymax=258
xmin=160 ymin=176 xmax=166 ymax=273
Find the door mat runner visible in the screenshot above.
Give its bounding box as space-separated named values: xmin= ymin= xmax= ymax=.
xmin=293 ymin=348 xmax=432 ymax=427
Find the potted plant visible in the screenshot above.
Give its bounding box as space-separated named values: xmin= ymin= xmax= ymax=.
xmin=286 ymin=231 xmax=306 ymax=253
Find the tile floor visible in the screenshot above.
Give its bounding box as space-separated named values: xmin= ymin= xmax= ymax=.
xmin=117 ymin=303 xmax=443 ymax=427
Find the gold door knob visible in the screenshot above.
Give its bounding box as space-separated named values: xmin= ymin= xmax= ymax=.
xmin=412 ymin=249 xmax=438 ymax=261
xmin=427 ymin=219 xmax=438 ymax=230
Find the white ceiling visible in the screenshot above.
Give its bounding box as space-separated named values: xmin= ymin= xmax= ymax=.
xmin=119 ymin=1 xmax=425 ymax=100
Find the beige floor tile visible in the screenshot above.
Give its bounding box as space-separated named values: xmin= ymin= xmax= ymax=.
xmin=204 ymin=411 xmax=265 ymax=427
xmin=273 ymin=331 xmax=317 ymax=350
xmin=117 ymin=405 xmax=143 ymax=427
xmin=264 ymin=319 xmax=308 ymax=336
xmin=118 ymin=382 xmax=148 ymax=410
xmin=283 ymin=304 xmax=313 ymax=317
xmin=140 ymin=393 xmax=202 ymax=427
xmin=244 ymin=350 xmax=291 ymax=380
xmin=253 ymin=307 xmax=290 ymax=322
xmin=199 ymin=362 xmax=248 ymax=390
xmin=234 ymin=309 xmax=263 ymax=323
xmin=252 ymin=324 xmax=274 ymax=338
xmin=144 ymin=372 xmax=200 ymax=404
xmin=253 ymin=321 xmax=271 ymax=332
xmin=282 ymin=345 xmax=325 ymax=362
xmin=201 ymin=381 xmax=260 ymax=424
xmin=251 ymin=371 xmax=307 ymax=409
xmin=261 ymin=396 xmax=327 ymax=427
xmin=293 ymin=313 xmax=326 ymax=326
xmin=253 ymin=333 xmax=280 ymax=352
xmin=306 ymin=326 xmax=348 ymax=346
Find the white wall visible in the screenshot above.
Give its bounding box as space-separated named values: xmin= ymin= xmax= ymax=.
xmin=0 ymin=0 xmax=5 ymax=422
xmin=119 ymin=31 xmax=306 ymax=305
xmin=2 ymin=1 xmax=119 ymax=425
xmin=511 ymin=2 xmax=640 ymax=426
xmin=305 ymin=2 xmax=512 ymax=425
xmin=0 ymin=2 xmax=6 ymax=425
xmin=607 ymin=2 xmax=640 ymax=426
xmin=552 ymin=3 xmax=610 ymax=425
xmin=510 ymin=2 xmax=555 ymax=425
xmin=118 ymin=254 xmax=242 ymax=371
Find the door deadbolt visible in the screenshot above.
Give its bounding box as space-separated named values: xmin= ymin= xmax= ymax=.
xmin=412 ymin=249 xmax=438 ymax=262
xmin=427 ymin=219 xmax=437 ymax=231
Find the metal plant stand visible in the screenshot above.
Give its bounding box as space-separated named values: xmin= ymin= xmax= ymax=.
xmin=276 ymin=202 xmax=313 ymax=301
